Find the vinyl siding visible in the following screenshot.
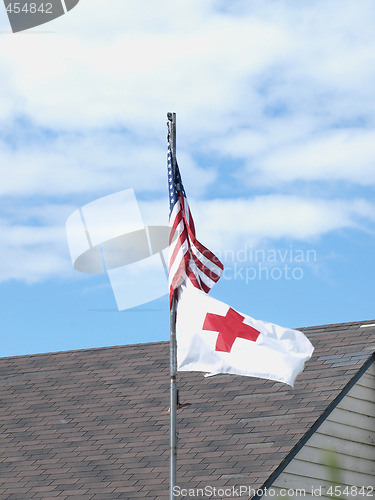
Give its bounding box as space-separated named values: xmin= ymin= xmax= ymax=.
xmin=266 ymin=362 xmax=375 ymax=499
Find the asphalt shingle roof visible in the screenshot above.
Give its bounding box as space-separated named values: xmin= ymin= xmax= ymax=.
xmin=0 ymin=319 xmax=374 ymax=499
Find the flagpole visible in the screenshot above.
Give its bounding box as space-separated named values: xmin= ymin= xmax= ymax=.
xmin=167 ymin=112 xmax=178 ymax=500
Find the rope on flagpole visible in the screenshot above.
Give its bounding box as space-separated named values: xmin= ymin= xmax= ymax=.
xmin=167 ymin=112 xmax=178 ymax=500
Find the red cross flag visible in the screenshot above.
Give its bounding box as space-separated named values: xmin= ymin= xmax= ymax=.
xmin=176 ymin=285 xmax=314 ymax=387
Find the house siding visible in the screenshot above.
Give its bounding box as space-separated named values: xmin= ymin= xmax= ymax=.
xmin=266 ymin=362 xmax=375 ymax=499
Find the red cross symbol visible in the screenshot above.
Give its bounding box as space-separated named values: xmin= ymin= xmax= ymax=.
xmin=203 ymin=308 xmax=260 ymax=353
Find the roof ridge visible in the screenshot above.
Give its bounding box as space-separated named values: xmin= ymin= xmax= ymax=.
xmin=1 ymin=319 xmax=374 ymax=361
xmin=0 ymin=339 xmax=169 ymax=361
xmin=299 ymin=318 xmax=375 ymax=331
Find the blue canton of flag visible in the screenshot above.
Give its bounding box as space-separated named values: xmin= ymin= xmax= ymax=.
xmin=168 ymin=144 xmax=186 ymax=218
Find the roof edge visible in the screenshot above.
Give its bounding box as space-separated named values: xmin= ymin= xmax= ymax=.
xmin=0 ymin=339 xmax=170 ymax=362
xmin=2 ymin=319 xmax=374 ymax=362
xmin=299 ymin=318 xmax=375 ymax=331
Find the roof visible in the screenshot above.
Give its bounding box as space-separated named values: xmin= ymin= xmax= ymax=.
xmin=0 ymin=320 xmax=374 ymax=499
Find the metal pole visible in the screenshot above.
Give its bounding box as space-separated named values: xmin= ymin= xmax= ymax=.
xmin=167 ymin=112 xmax=178 ymax=500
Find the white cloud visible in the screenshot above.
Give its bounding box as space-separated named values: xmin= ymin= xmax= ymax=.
xmin=0 ymin=219 xmax=70 ymax=282
xmin=248 ymin=129 xmax=375 ymax=186
xmin=0 ymin=1 xmax=289 ymax=134
xmin=2 ymin=195 xmax=373 ymax=284
xmin=0 ymin=0 xmax=375 ymax=285
xmin=0 ymin=0 xmax=374 ymax=190
xmin=192 ymin=196 xmax=375 ymax=251
xmin=0 ymin=130 xmax=215 ymax=197
xmin=132 ymin=195 xmax=375 ymax=255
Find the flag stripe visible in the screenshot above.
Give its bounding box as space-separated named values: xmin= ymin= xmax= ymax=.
xmin=168 ymin=142 xmax=222 ymax=304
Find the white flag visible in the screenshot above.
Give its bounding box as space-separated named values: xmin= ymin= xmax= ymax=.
xmin=176 ymin=285 xmax=314 ymax=387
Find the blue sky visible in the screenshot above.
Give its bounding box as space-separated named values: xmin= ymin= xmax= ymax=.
xmin=1 ymin=0 xmax=375 ymax=357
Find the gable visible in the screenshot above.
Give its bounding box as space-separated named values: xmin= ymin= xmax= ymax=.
xmin=267 ymin=361 xmax=375 ymax=498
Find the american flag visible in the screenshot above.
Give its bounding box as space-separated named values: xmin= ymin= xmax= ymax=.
xmin=168 ymin=141 xmax=223 ymax=305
